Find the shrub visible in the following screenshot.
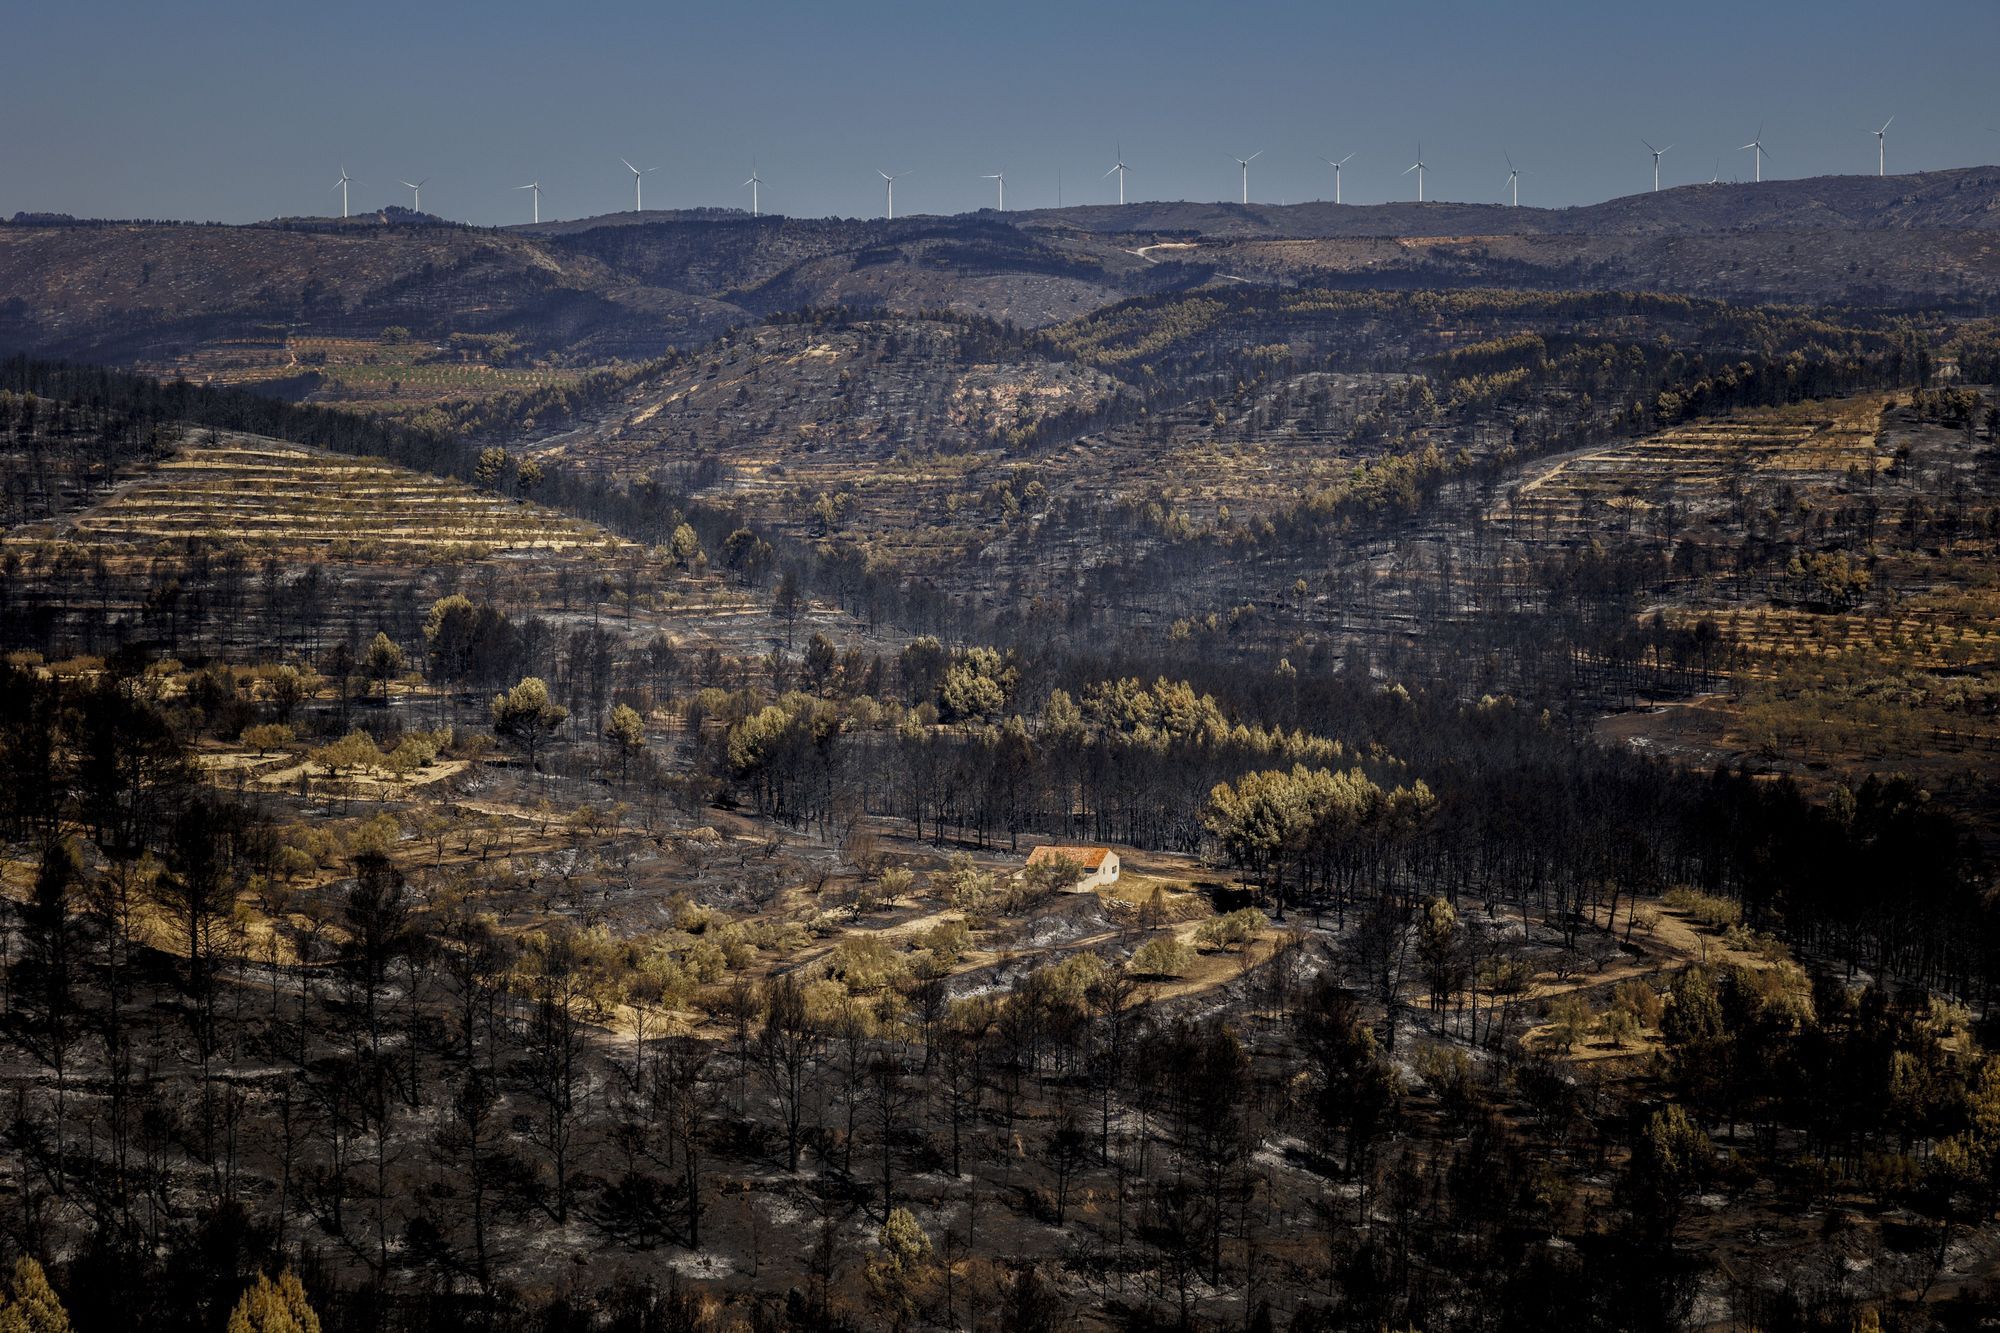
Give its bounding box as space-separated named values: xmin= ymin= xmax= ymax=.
xmin=830 ymin=935 xmax=906 ymax=994
xmin=1195 ymin=907 xmax=1265 ymax=953
xmin=243 ymin=723 xmax=295 ymax=756
xmin=1663 ymin=887 xmax=1742 ymax=931
xmin=1128 ymin=935 xmax=1194 ymax=979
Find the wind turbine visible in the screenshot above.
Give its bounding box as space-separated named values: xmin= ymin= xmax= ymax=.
xmin=1232 ymin=150 xmax=1262 ymax=205
xmin=517 ymin=181 xmax=542 ymax=224
xmin=330 ymin=165 xmax=354 ymax=219
xmin=1708 ymin=158 xmax=1721 ymax=185
xmin=980 ymin=171 xmax=1006 ymax=211
xmin=398 ymin=178 xmax=428 ymax=213
xmin=1403 ymin=144 xmax=1427 ymax=202
xmin=878 ymin=169 xmax=912 ymax=220
xmin=1503 ymin=153 xmax=1521 ymax=207
xmin=1104 ymin=144 xmax=1132 ymax=204
xmin=1739 ymin=126 xmax=1769 ymax=183
xmin=1320 ymin=153 xmax=1354 ymax=204
xmin=1643 ymin=139 xmax=1673 ymax=192
xmin=621 ymin=158 xmax=658 ymax=212
xmin=743 ymin=166 xmax=764 ymax=217
xmin=1872 ymin=116 xmax=1894 ymax=176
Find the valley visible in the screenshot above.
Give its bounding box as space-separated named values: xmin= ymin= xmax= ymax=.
xmin=2 ymin=165 xmax=2000 ymax=1333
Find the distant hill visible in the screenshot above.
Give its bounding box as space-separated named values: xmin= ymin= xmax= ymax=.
xmin=1013 ymin=166 xmax=2000 ymax=238
xmin=2 ymin=169 xmax=1995 ymax=385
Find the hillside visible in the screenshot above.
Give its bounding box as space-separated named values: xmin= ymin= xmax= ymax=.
xmin=5 ymin=170 xmax=1998 ymax=407
xmin=1017 ymin=166 xmax=2000 ymax=237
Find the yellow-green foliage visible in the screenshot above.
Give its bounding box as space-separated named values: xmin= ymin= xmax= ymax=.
xmin=1663 ymin=887 xmax=1743 ymax=931
xmin=242 ymin=723 xmax=295 ymax=756
xmin=342 ymin=813 xmax=402 ymax=860
xmin=511 ymin=924 xmax=626 ymax=1017
xmin=829 ymin=935 xmax=906 ymax=994
xmin=932 ymin=853 xmax=993 ymax=913
xmin=1016 ymin=952 xmax=1107 ymax=1011
xmin=310 ymin=730 xmax=382 ymax=778
xmin=918 ymin=918 xmax=972 ymax=966
xmin=1196 ymin=907 xmax=1266 ymax=953
xmin=1129 ymin=935 xmax=1193 ymax=979
xmin=0 ymin=1257 xmax=71 ymax=1333
xmin=1546 ymin=994 xmax=1593 ymax=1052
xmin=224 ymin=1271 xmax=319 ymax=1333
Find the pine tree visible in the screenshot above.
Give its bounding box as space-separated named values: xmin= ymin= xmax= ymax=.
xmin=224 ymin=1272 xmax=321 ymax=1333
xmin=0 ymin=1258 xmax=72 ymax=1333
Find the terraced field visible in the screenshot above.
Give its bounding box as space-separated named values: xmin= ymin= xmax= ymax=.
xmin=1664 ymin=605 xmax=2000 ymax=673
xmin=1494 ymin=400 xmax=1887 ymax=544
xmin=8 ymin=436 xmax=623 ymax=562
xmin=140 ymin=334 xmax=586 ymax=410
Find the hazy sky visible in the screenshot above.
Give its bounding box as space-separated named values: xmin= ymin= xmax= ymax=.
xmin=7 ymin=0 xmax=1995 ymax=225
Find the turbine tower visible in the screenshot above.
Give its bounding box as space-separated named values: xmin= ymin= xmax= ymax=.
xmin=1872 ymin=116 xmax=1894 ymax=176
xmin=1504 ymin=153 xmax=1520 ymax=207
xmin=1232 ymin=150 xmax=1262 ymax=205
xmin=743 ymin=166 xmax=764 ymax=217
xmin=1739 ymin=126 xmax=1769 ymax=183
xmin=621 ymin=158 xmax=658 ymax=213
xmin=398 ymin=178 xmax=428 ymax=213
xmin=1104 ymin=145 xmax=1132 ymax=205
xmin=330 ymin=165 xmax=354 ymax=219
xmin=517 ymin=181 xmax=542 ymax=224
xmin=878 ymin=169 xmax=911 ymax=220
xmin=1643 ymin=139 xmax=1673 ymax=192
xmin=1403 ymin=145 xmax=1427 ymax=202
xmin=980 ymin=171 xmax=1006 ymax=211
xmin=1320 ymin=152 xmax=1352 ymax=202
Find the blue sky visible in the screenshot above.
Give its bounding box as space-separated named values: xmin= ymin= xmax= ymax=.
xmin=6 ymin=0 xmax=1995 ymax=224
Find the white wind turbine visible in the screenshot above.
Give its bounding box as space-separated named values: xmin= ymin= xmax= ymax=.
xmin=1872 ymin=116 xmax=1894 ymax=176
xmin=517 ymin=181 xmax=542 ymax=223
xmin=621 ymin=158 xmax=658 ymax=212
xmin=1740 ymin=126 xmax=1770 ymax=182
xmin=743 ymin=166 xmax=764 ymax=216
xmin=1403 ymin=144 xmax=1428 ymax=202
xmin=1104 ymin=144 xmax=1132 ymax=204
xmin=1643 ymin=139 xmax=1673 ymax=192
xmin=980 ymin=171 xmax=1006 ymax=211
xmin=398 ymin=178 xmax=428 ymax=213
xmin=330 ymin=165 xmax=355 ymax=218
xmin=1320 ymin=153 xmax=1354 ymax=204
xmin=878 ymin=169 xmax=912 ymax=219
xmin=1503 ymin=153 xmax=1521 ymax=207
xmin=1232 ymin=150 xmax=1262 ymax=205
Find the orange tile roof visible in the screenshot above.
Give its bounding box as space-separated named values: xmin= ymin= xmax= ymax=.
xmin=1026 ymin=845 xmax=1114 ymax=871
